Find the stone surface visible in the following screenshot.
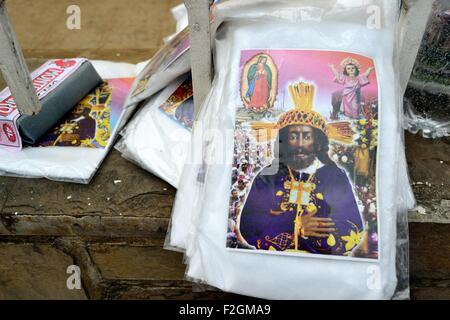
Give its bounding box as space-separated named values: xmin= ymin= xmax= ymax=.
xmin=88 ymin=243 xmax=242 ymax=299
xmin=410 ymin=223 xmax=450 ymax=280
xmin=0 ymin=150 xmax=174 ymax=238
xmin=104 ymin=284 xmax=239 ymax=300
xmin=410 ymin=223 xmax=450 ymax=300
xmin=410 ymin=280 xmax=450 ymax=300
xmin=0 ymin=230 xmax=448 ymax=300
xmin=0 ymin=150 xmax=175 ymax=218
xmin=406 ymin=134 xmax=450 ymax=190
xmin=406 ymin=133 xmax=450 ymax=223
xmin=5 ymin=0 xmax=181 ymax=64
xmin=0 ymin=243 xmax=87 ymax=299
xmin=89 ymin=244 xmax=186 ymax=280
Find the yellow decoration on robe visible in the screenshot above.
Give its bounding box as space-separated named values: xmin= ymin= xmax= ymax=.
xmin=276 ymin=190 xmax=284 ymax=196
xmin=306 ymin=203 xmax=317 ymax=215
xmin=80 ymin=138 xmax=95 ymax=148
xmin=284 ymin=181 xmax=291 ymax=190
xmin=316 ymin=193 xmax=324 ymax=200
xmin=341 ymin=230 xmax=363 ymax=251
xmin=89 ymin=103 xmax=111 ymax=148
xmin=327 ymin=234 xmax=336 ymax=247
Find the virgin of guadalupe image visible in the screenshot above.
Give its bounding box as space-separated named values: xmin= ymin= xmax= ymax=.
xmin=329 ymin=57 xmax=374 ymax=120
xmin=236 ymin=83 xmax=368 ymax=257
xmin=241 ymin=54 xmax=278 ymax=114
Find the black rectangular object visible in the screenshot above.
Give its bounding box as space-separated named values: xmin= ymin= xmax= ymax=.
xmin=17 ymin=60 xmax=102 ymax=145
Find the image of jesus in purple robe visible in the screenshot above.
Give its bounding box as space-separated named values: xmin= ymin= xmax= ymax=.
xmin=237 ymin=124 xmax=365 ymax=256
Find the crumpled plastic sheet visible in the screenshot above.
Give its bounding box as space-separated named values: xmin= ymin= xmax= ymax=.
xmin=404 ymin=0 xmax=450 ymax=138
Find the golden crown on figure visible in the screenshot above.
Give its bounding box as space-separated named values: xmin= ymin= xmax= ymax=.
xmin=276 ymin=82 xmax=328 ymax=134
xmin=276 ymin=82 xmax=354 ymax=145
xmin=251 ymin=82 xmax=354 ymax=145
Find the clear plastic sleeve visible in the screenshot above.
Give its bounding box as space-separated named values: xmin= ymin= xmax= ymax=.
xmin=167 ymin=0 xmax=421 ymax=300
xmin=128 ymin=30 xmax=191 ymax=105
xmin=404 ymin=0 xmax=450 ymax=138
xmin=128 ymin=1 xmax=222 ymax=106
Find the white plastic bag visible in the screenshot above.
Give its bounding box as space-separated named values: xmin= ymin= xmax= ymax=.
xmin=170 ymin=0 xmax=414 ymax=300
xmin=164 ymin=4 xmax=189 ymax=43
xmin=117 ymin=1 xmax=229 ymax=189
xmin=0 ymin=61 xmax=137 ymax=184
xmin=129 ymin=29 xmax=191 ymax=105
xmin=128 ymin=1 xmax=222 ymax=106
xmin=168 ymin=0 xmax=417 ymax=252
xmin=116 ymin=74 xmax=193 ymax=188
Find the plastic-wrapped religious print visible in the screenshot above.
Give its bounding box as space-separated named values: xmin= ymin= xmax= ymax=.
xmin=35 ymin=78 xmax=134 ymax=148
xmin=159 ymin=75 xmax=194 ymax=130
xmin=228 ymin=50 xmax=379 ymax=260
xmin=131 ymin=28 xmax=190 ymax=101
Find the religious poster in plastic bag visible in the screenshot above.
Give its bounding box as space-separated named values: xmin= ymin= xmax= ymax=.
xmin=228 ymin=50 xmax=380 ymax=260
xmin=35 ymin=78 xmax=134 ymax=148
xmin=131 ymin=28 xmax=190 ymax=100
xmin=159 ymin=75 xmax=194 ymax=130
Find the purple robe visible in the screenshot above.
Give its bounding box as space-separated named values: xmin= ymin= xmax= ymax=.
xmin=239 ymin=163 xmax=364 ymax=255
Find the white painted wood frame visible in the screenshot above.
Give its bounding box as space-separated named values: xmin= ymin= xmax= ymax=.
xmin=0 ymin=0 xmax=40 ymax=115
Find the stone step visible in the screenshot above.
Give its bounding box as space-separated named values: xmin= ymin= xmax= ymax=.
xmin=410 ymin=223 xmax=450 ymax=299
xmin=0 ymin=222 xmax=449 ymax=300
xmin=0 ymin=149 xmax=175 ymax=239
xmin=0 ymin=237 xmax=240 ymax=300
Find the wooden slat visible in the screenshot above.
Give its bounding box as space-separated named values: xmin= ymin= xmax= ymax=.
xmin=0 ymin=0 xmax=40 ymax=115
xmin=184 ymin=0 xmax=212 ymax=119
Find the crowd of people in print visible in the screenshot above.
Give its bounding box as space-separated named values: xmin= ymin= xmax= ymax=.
xmin=228 ymin=126 xmax=273 ymax=248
